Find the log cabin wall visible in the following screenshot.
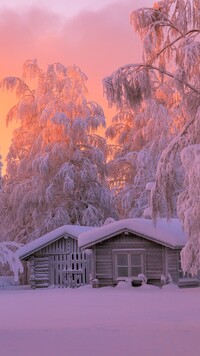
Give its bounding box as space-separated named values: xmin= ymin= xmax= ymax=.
xmin=29 ymin=236 xmax=90 ymax=288
xmin=92 ymin=232 xmax=179 ymax=287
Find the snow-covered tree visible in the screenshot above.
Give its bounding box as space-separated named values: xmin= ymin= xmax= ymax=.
xmin=104 ymin=0 xmax=200 ymax=273
xmin=0 ymin=154 xmax=3 ymax=192
xmin=103 ymin=0 xmax=186 ymax=218
xmin=130 ymin=0 xmax=200 ymax=220
xmin=134 ymin=0 xmax=200 ymax=274
xmin=0 ymin=241 xmax=23 ymax=282
xmin=178 ymin=145 xmax=200 ymax=275
xmin=105 ymin=96 xmax=175 ymax=218
xmin=0 ymin=60 xmax=115 ymax=243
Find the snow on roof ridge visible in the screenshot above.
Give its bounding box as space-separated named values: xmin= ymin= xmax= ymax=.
xmin=78 ymin=218 xmax=186 ymax=249
xmin=17 ymin=224 xmax=93 ymax=259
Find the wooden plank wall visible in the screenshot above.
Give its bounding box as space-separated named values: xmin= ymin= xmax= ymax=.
xmin=30 ymin=236 xmax=90 ymax=288
xmin=93 ymin=232 xmax=169 ymax=287
xmin=166 ymin=248 xmax=179 ymax=282
xmin=36 ymin=237 xmax=75 ymax=256
xmin=49 ymin=252 xmax=89 ymax=288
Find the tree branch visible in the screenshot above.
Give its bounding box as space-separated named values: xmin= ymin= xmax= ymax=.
xmin=151 ymin=29 xmax=200 ymax=64
xmin=116 ymin=62 xmax=200 ymax=95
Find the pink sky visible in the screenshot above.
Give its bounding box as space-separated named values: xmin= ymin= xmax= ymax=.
xmin=0 ymin=0 xmax=154 ymax=170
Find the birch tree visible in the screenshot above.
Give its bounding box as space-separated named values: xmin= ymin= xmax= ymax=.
xmin=104 ymin=0 xmax=200 ymax=273
xmin=104 ymin=0 xmax=186 ymax=218
xmin=0 ymin=154 xmax=2 ymax=192
xmin=0 ymin=60 xmax=115 ymax=243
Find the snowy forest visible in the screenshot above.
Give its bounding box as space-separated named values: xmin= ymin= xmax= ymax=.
xmin=0 ymin=0 xmax=200 ymax=277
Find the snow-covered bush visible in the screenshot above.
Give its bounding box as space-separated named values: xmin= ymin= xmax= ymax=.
xmin=137 ymin=273 xmax=147 ymax=284
xmin=161 ymin=273 xmax=172 ymax=285
xmin=0 ymin=242 xmax=23 ymax=282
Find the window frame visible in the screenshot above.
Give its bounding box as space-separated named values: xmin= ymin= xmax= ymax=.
xmin=113 ymin=249 xmax=146 ymax=281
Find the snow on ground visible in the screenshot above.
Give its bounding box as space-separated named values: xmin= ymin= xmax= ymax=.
xmin=1 ymin=283 xmax=200 ymax=356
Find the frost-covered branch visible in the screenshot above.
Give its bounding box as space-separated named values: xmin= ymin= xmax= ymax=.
xmin=0 ymin=77 xmax=33 ymax=98
xmin=103 ymin=62 xmax=200 ymax=110
xmin=150 ymin=28 xmax=200 ymax=64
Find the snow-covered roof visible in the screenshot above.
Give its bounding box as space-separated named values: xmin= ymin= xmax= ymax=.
xmin=78 ymin=218 xmax=186 ymax=249
xmin=17 ymin=225 xmax=93 ymax=260
xmin=17 ymin=219 xmax=187 ymax=260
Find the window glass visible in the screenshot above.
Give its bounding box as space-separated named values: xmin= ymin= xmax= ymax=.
xmin=118 ymin=267 xmax=129 ymax=277
xmin=117 ymin=254 xmax=128 ymax=266
xmin=131 ymin=254 xmax=141 ymax=266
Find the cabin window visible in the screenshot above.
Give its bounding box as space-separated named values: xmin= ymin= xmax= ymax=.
xmin=113 ymin=249 xmax=146 ymax=280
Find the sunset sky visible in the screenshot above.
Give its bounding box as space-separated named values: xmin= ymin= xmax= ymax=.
xmin=0 ymin=0 xmax=154 ymax=171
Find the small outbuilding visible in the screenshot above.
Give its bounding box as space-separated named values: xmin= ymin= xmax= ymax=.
xmin=17 ymin=225 xmax=93 ymax=288
xmin=78 ymin=218 xmax=199 ymax=287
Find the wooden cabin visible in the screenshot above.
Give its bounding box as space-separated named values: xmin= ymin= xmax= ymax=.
xmin=78 ymin=218 xmax=199 ymax=288
xmin=17 ymin=225 xmax=93 ymax=288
